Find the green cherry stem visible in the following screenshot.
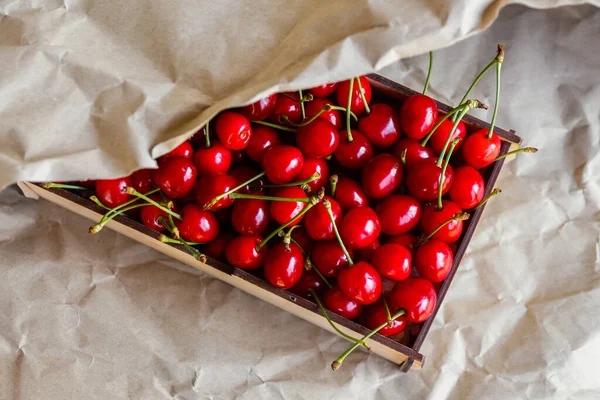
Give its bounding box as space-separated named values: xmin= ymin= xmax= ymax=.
xmin=399 ymin=148 xmax=407 ymax=166
xmin=437 ymin=137 xmax=461 ymax=210
xmin=203 ymin=172 xmax=266 ymax=209
xmin=493 ymin=147 xmax=538 ymax=161
xmin=323 ymin=198 xmax=353 ymax=267
xmin=89 ymin=196 xmax=111 ymax=211
xmin=124 ymin=187 xmax=182 ymax=220
xmin=383 ymin=298 xmax=393 ymax=328
xmin=158 ymin=216 xmax=176 ymax=236
xmin=42 ymin=182 xmax=89 ymax=190
xmin=230 ymin=193 xmax=311 ymax=203
xmin=205 ymin=119 xmax=211 ymax=148
xmin=487 ymin=48 xmax=504 ymax=139
xmin=159 ymin=234 xmax=207 ymax=262
xmin=345 ymin=78 xmax=355 ymax=142
xmin=100 ymin=187 xmax=161 ymax=223
xmin=251 ymin=120 xmax=297 ymax=133
xmin=471 ymin=188 xmax=502 ymax=211
xmin=282 ymin=225 xmax=304 ymax=252
xmin=89 ymin=203 xmax=148 ymax=234
xmin=283 ymin=105 xmax=357 ymax=127
xmin=329 ymin=174 xmax=338 ymax=198
xmin=159 ymin=192 xmax=181 ymax=239
xmin=416 ymin=212 xmax=470 ymax=246
xmin=158 ymin=234 xmax=203 ymax=246
xmin=420 ymin=102 xmax=469 ymax=147
xmin=355 ymin=77 xmax=370 ymax=114
xmin=261 ymin=172 xmax=320 ymax=190
xmin=423 ymin=51 xmax=433 ymax=95
xmin=299 ymin=89 xmax=306 ymax=119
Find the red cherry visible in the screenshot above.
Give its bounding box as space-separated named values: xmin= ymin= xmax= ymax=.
xmin=420 ymin=200 xmax=464 ymax=243
xmin=387 ymin=234 xmax=418 ymax=255
xmin=399 ymin=94 xmax=438 ymax=139
xmin=296 ymin=119 xmax=339 ymax=158
xmin=323 ymin=286 xmax=362 ymax=320
xmin=429 ymin=116 xmax=467 ymax=155
xmin=294 ymin=157 xmax=329 ymax=195
xmin=203 ymin=233 xmax=234 ymax=261
xmin=140 ymin=194 xmax=177 ymax=232
xmin=448 ymin=166 xmax=485 ymax=209
xmin=225 ymin=235 xmax=267 ymax=270
xmin=307 ymin=83 xmax=338 ymax=98
xmin=340 ymin=206 xmax=381 ymax=249
xmin=230 ymin=149 xmax=247 ymax=165
xmin=371 ymin=244 xmax=412 ymax=281
xmin=159 ymin=141 xmax=194 ymax=161
xmin=365 ymin=301 xmax=407 ymax=337
xmin=462 ymin=129 xmax=502 ymax=169
xmin=189 ymin=125 xmax=209 ymax=149
xmin=245 ymin=125 xmax=280 ymax=163
xmin=361 ymin=154 xmax=404 ymax=199
xmin=334 ymin=129 xmax=374 ymax=169
xmin=193 ymin=141 xmax=232 ymax=175
xmin=152 ymin=157 xmax=197 ymax=199
xmin=175 ymin=204 xmax=219 ymax=243
xmin=334 ymin=178 xmax=369 ymax=212
xmin=261 ymin=145 xmax=304 ymax=184
xmin=240 ymin=93 xmax=278 ymax=121
xmin=291 ymin=269 xmax=326 ymax=299
xmin=269 ymin=92 xmax=302 ymax=125
xmin=264 ymin=242 xmax=304 ymax=289
xmin=131 ymin=169 xmax=154 ymax=193
xmin=291 ymin=226 xmax=312 ymax=251
xmin=304 ymin=98 xmax=342 ymax=129
xmin=415 ymin=240 xmax=453 ymax=282
xmin=388 ymin=278 xmax=437 ymax=323
xmin=304 ymin=196 xmax=342 ymax=241
xmin=95 ymin=177 xmax=132 ymax=208
xmin=216 ymin=111 xmax=253 ymax=150
xmin=406 ymin=159 xmax=454 ymax=202
xmin=358 ymin=103 xmax=401 ymax=148
xmin=193 ymin=173 xmax=237 ymax=211
xmin=393 ymin=138 xmax=435 ymax=168
xmin=338 ymin=261 xmax=382 ymax=305
xmin=311 ymin=240 xmax=354 ymax=278
xmin=375 ymin=195 xmax=421 ymax=235
xmin=354 ymin=239 xmax=380 ymax=263
xmin=269 ymin=186 xmax=307 ymax=226
xmin=335 ymin=77 xmax=372 ymax=115
xmin=230 ymin=166 xmax=266 ymax=194
xmin=232 ymin=198 xmax=270 ymax=236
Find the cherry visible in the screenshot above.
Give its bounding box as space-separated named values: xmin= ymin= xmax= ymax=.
xmin=371 ymin=244 xmax=412 ymax=281
xmin=339 ymin=206 xmax=381 ymax=250
xmin=140 ymin=194 xmax=177 ymax=232
xmin=337 ymin=261 xmax=382 ymax=305
xmin=291 ymin=269 xmax=326 ymax=299
xmin=387 ymin=233 xmax=417 ymax=255
xmin=261 ymin=145 xmax=304 ymax=184
xmin=175 ymin=204 xmax=219 ymax=243
xmin=334 ymin=129 xmax=374 ymax=169
xmin=406 ymin=158 xmax=454 ymax=202
xmin=399 ymin=94 xmax=438 ymax=139
xmin=414 ymin=240 xmax=453 ymax=282
xmin=159 ymin=141 xmax=194 ymax=161
xmin=449 ymin=166 xmax=485 ymax=209
xmin=294 ymin=157 xmax=329 ymax=195
xmin=304 ymin=98 xmax=342 ymax=129
xmin=388 ymin=277 xmax=437 ymax=323
xmin=230 ymin=166 xmax=266 ymax=194
xmin=358 ymin=103 xmax=401 ymax=148
xmin=131 ymin=169 xmax=154 ymax=193
xmin=152 ymin=157 xmax=198 ymax=199
xmin=240 ymin=93 xmax=278 ymax=121
xmin=428 ymin=116 xmax=467 ymax=155
xmin=245 ymin=125 xmax=280 ymax=163
xmin=365 ymin=301 xmax=407 ymax=337
xmin=354 ymin=239 xmax=379 ymax=263
xmin=269 ymin=186 xmax=307 ymax=226
xmin=304 ymin=196 xmax=342 ymax=241
xmin=264 ymin=241 xmax=304 ymax=289
xmin=335 ymin=77 xmax=372 ymax=115
xmin=269 ymin=92 xmax=302 ymax=125
xmin=296 ymin=119 xmax=339 ymax=158
xmin=393 ymin=138 xmax=435 ymax=168
xmin=323 ymin=286 xmax=362 ymax=320
xmin=189 ymin=125 xmax=209 ymax=149
xmin=225 ymin=235 xmax=267 ymax=270
xmin=420 ymin=200 xmax=464 ymax=243
xmin=193 ymin=141 xmax=232 ymax=175
xmin=361 ymin=154 xmax=404 ymax=199
xmin=307 ymin=83 xmax=338 ymax=98
xmin=231 ymin=198 xmax=270 ymax=236
xmin=194 ymin=173 xmax=237 ymax=211
xmin=334 ymin=178 xmax=369 ymax=212
xmin=202 ymin=233 xmax=234 ymax=261
xmin=95 ymin=177 xmax=133 ymax=208
xmin=311 ymin=240 xmax=354 ymax=278
xmin=375 ymin=195 xmax=421 ymax=235
xmin=216 ymin=111 xmax=253 ymax=150
xmin=462 ymin=129 xmax=502 ymax=169
xmin=291 ymin=226 xmax=312 ymax=251
xmin=231 ymin=149 xmax=247 ymax=165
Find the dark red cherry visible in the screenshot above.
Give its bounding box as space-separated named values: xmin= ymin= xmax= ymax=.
xmin=291 ymin=226 xmax=312 ymax=251
xmin=159 ymin=141 xmax=194 ymax=161
xmin=269 ymin=186 xmax=307 ymax=226
xmin=140 ymin=194 xmax=177 ymax=232
xmin=371 ymin=244 xmax=412 ymax=281
xmin=245 ymin=125 xmax=280 ymax=163
xmin=232 ymin=198 xmax=270 ymax=236
xmin=304 ymin=196 xmax=342 ymax=241
xmin=240 ymin=93 xmax=278 ymax=121
xmin=230 ymin=149 xmax=247 ymax=165
xmin=203 ymin=233 xmax=234 ymax=261
xmin=193 ymin=173 xmax=237 ymax=211
xmin=415 ymin=240 xmax=453 ymax=282
xmin=304 ymin=98 xmax=342 ymax=129
xmin=387 ymin=234 xmax=417 ymax=255
xmin=429 ymin=116 xmax=467 ymax=155
xmin=216 ymin=111 xmax=253 ymax=150
xmin=323 ymin=286 xmax=363 ymax=320
xmin=269 ymin=92 xmax=302 ymax=125
xmin=175 ymin=204 xmax=219 ymax=243
xmin=354 ymin=239 xmax=380 ymax=263
xmin=420 ymin=200 xmax=464 ymax=243
xmin=225 ymin=235 xmax=267 ymax=270
xmin=399 ymin=94 xmax=438 ymax=140
xmin=340 ymin=206 xmax=381 ymax=249
xmin=388 ymin=278 xmax=437 ymax=323
xmin=296 ymin=119 xmax=339 ymax=158
xmin=358 ymin=103 xmax=401 ymax=148
xmin=393 ymin=138 xmax=435 ymax=168
xmin=193 ymin=141 xmax=232 ymax=175
xmin=294 ymin=157 xmax=329 ymax=195
xmin=189 ymin=125 xmax=210 ymax=149
xmin=261 ymin=145 xmax=304 ymax=184
xmin=264 ymin=241 xmax=304 ymax=289
xmin=131 ymin=169 xmax=154 ymax=193
xmin=462 ymin=129 xmax=502 ymax=169
xmin=307 ymin=83 xmax=338 ymax=98
xmin=334 ymin=178 xmax=369 ymax=212
xmin=375 ymin=195 xmax=421 ymax=235
xmin=334 ymin=129 xmax=374 ymax=169
xmin=291 ymin=269 xmax=326 ymax=299
xmin=406 ymin=159 xmax=454 ymax=202
xmin=448 ymin=166 xmax=485 ymax=209
xmin=95 ymin=177 xmax=132 ymax=208
xmin=230 ymin=166 xmax=266 ymax=194
xmin=311 ymin=240 xmax=354 ymax=278
xmin=335 ymin=77 xmax=372 ymax=115
xmin=337 ymin=261 xmax=382 ymax=305
xmin=366 ymin=301 xmax=407 ymax=337
xmin=153 ymin=157 xmax=198 ymax=199
xmin=361 ymin=154 xmax=404 ymax=199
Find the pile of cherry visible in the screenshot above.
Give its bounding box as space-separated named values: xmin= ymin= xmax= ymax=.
xmin=45 ymin=45 xmax=536 ymax=370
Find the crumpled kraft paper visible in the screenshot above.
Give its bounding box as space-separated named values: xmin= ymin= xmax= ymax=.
xmin=0 ymin=0 xmax=598 ymax=189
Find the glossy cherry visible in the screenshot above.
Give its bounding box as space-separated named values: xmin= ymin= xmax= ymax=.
xmin=304 ymin=196 xmax=342 ymax=241
xmin=375 ymin=195 xmax=421 ymax=235
xmin=406 ymin=159 xmax=454 ymax=202
xmin=159 ymin=141 xmax=194 ymax=161
xmin=193 ymin=141 xmax=232 ymax=175
xmin=202 ymin=233 xmax=234 ymax=261
xmin=429 ymin=116 xmax=467 ymax=155
xmin=449 ymin=166 xmax=485 ymax=209
xmin=269 ymin=92 xmax=302 ymax=125
xmin=420 ymin=200 xmax=464 ymax=243
xmin=269 ymin=186 xmax=307 ymax=226
xmin=291 ymin=226 xmax=313 ymax=251
xmin=334 ymin=178 xmax=369 ymax=212
xmin=334 ymin=129 xmax=374 ymax=170
xmin=311 ymin=240 xmax=354 ymax=278
xmin=230 ymin=166 xmax=266 ymax=194
xmin=152 ymin=157 xmax=197 ymax=199
xmin=340 ymin=206 xmax=381 ymax=250
xmin=296 ymin=119 xmax=339 ymax=158
xmin=393 ymin=138 xmax=435 ymax=168
xmin=131 ymin=169 xmax=154 ymax=193
xmin=225 ymin=235 xmax=267 ymax=270
xmin=358 ymin=103 xmax=401 ymax=148
xmin=240 ymin=93 xmax=278 ymax=121
xmin=216 ymin=111 xmax=253 ymax=150
xmin=261 ymin=145 xmax=304 ymax=184
xmin=388 ymin=278 xmax=437 ymax=323
xmin=95 ymin=177 xmax=133 ymax=208
xmin=335 ymin=77 xmax=372 ymax=115
xmin=415 ymin=240 xmax=453 ymax=282
xmin=371 ymin=244 xmax=412 ymax=281
xmin=462 ymin=129 xmax=502 ymax=169
xmin=337 ymin=261 xmax=382 ymax=305
xmin=354 ymin=239 xmax=380 ymax=263
xmin=264 ymin=241 xmax=304 ymax=289
xmin=387 ymin=234 xmax=418 ymax=255
xmin=231 ymin=198 xmax=270 ymax=236
xmin=323 ymin=286 xmax=362 ymax=320
xmin=193 ymin=173 xmax=237 ymax=211
xmin=140 ymin=194 xmax=177 ymax=232
xmin=294 ymin=157 xmax=329 ymax=195
xmin=230 ymin=149 xmax=247 ymax=165
xmin=307 ymin=83 xmax=338 ymax=98
xmin=399 ymin=94 xmax=438 ymax=140
xmin=361 ymin=154 xmax=404 ymax=199
xmin=291 ymin=269 xmax=326 ymax=299
xmin=175 ymin=204 xmax=220 ymax=243
xmin=304 ymin=98 xmax=342 ymax=129
xmin=245 ymin=125 xmax=280 ymax=163
xmin=365 ymin=301 xmax=407 ymax=337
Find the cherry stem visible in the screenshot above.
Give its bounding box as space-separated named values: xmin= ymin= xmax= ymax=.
xmin=281 ymin=92 xmax=313 ymax=103
xmin=332 ymin=309 xmax=406 ymax=371
xmin=261 ymin=172 xmax=320 ymax=191
xmin=345 ymin=78 xmax=355 ymax=142
xmin=308 ymin=289 xmax=368 ymax=349
xmin=230 ymin=193 xmax=311 ymax=203
xmin=329 ymin=175 xmax=338 ymax=198
xmin=158 ymin=234 xmax=203 ymax=246
xmin=323 ymin=198 xmax=354 ymax=267
xmin=383 ymin=298 xmax=393 ymax=328
xmin=282 ymin=224 xmax=304 ymax=252
xmin=283 ymin=105 xmax=357 ymax=127
xmin=400 ymin=148 xmax=407 ymax=166
xmin=98 ymin=187 xmax=160 ymax=222
xmin=158 ymin=216 xmax=176 ymax=236
xmin=124 ymin=187 xmax=182 ymax=220
xmin=437 ymin=137 xmax=461 ymax=210
xmin=423 ymin=51 xmax=433 ymax=95
xmin=299 ymin=89 xmax=306 ymax=120
xmin=355 ymin=77 xmax=370 ymax=114
xmin=89 ymin=196 xmax=111 ymax=211
xmin=420 ymin=102 xmax=469 ymax=147
xmin=493 ymin=147 xmax=538 ymax=161
xmin=203 ymin=172 xmax=266 ymax=209
xmin=42 ymin=182 xmax=89 ymax=190
xmin=487 ymin=61 xmax=502 ymax=139
xmin=417 ymin=211 xmax=470 ymax=246
xmin=89 ymin=203 xmax=148 ymax=234
xmin=471 ymin=188 xmax=502 ymax=211
xmin=159 ymin=192 xmax=181 ymax=239
xmin=205 ymin=120 xmax=211 ymax=149
xmin=251 ymin=120 xmax=297 ymax=133
xmin=159 ymin=234 xmax=207 ymax=262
